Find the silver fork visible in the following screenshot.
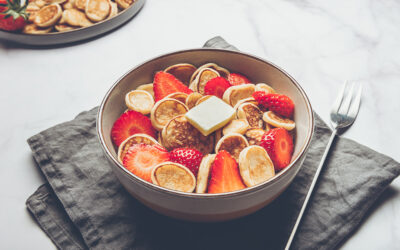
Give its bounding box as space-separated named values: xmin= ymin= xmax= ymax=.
xmin=285 ymin=81 xmax=362 ymax=250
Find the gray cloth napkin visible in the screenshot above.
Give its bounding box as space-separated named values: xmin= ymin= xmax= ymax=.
xmin=26 ymin=37 xmax=400 ymax=250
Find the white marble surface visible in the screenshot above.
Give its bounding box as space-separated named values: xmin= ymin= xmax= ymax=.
xmin=0 ymin=0 xmax=399 ymax=249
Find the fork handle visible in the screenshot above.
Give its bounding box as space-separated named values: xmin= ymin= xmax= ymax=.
xmin=285 ymin=129 xmax=337 ymax=250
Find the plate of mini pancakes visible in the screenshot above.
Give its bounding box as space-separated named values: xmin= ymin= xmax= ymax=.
xmin=0 ymin=0 xmax=144 ymax=45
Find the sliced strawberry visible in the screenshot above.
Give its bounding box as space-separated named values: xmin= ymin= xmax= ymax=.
xmin=227 ymin=73 xmax=251 ymax=86
xmin=259 ymin=128 xmax=294 ymax=171
xmin=208 ymin=150 xmax=246 ymax=194
xmin=253 ymin=91 xmax=294 ymax=118
xmin=153 ymin=71 xmax=193 ymax=101
xmin=123 ymin=143 xmax=170 ymax=182
xmin=111 ymin=110 xmax=157 ymax=146
xmin=169 ymin=148 xmax=203 ymax=177
xmin=204 ymin=77 xmax=231 ymax=99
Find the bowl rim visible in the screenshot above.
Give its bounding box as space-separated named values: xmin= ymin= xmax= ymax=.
xmin=97 ymin=48 xmax=315 ymax=199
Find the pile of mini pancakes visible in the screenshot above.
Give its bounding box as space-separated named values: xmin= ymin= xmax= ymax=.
xmin=116 ymin=62 xmax=297 ymax=193
xmin=22 ymin=0 xmax=134 ymax=34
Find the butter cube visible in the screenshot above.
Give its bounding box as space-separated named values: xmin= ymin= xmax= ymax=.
xmin=185 ymin=96 xmax=235 ymax=136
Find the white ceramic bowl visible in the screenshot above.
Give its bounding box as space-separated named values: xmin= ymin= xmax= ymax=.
xmin=97 ymin=48 xmax=314 ymax=222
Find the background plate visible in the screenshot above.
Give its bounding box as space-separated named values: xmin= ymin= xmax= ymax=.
xmin=0 ymin=0 xmax=145 ymax=46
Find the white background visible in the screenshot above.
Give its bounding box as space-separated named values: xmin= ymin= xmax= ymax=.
xmin=0 ymin=0 xmax=399 ymax=249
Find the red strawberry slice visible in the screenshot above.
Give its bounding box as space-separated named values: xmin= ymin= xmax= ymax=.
xmin=204 ymin=77 xmax=231 ymax=99
xmin=123 ymin=143 xmax=170 ymax=182
xmin=253 ymin=91 xmax=294 ymax=118
xmin=259 ymin=128 xmax=293 ymax=171
xmin=111 ymin=110 xmax=157 ymax=146
xmin=169 ymin=148 xmax=204 ymax=177
xmin=208 ymin=150 xmax=246 ymax=194
xmin=227 ymin=73 xmax=251 ymax=86
xmin=153 ymin=71 xmax=193 ymax=101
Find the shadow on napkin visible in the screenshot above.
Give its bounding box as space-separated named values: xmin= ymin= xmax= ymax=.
xmin=26 ymin=37 xmax=400 ymax=250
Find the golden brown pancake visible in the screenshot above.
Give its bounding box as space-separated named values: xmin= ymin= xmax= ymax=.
xmin=151 ymin=162 xmax=196 ymax=193
xmin=162 ymin=115 xmax=214 ymax=154
xmin=164 ymin=63 xmax=197 ymax=85
xmin=215 ymin=133 xmax=249 ymax=161
xmin=190 ymin=63 xmax=230 ymax=83
xmin=74 ymin=0 xmax=86 ymax=10
xmin=85 ymin=0 xmax=110 ymax=22
xmin=236 ymin=103 xmax=263 ymax=128
xmin=63 ymin=9 xmax=92 ymax=27
xmin=245 ymin=128 xmax=265 ymax=145
xmin=115 ymin=0 xmax=133 ymax=9
xmin=34 ymin=3 xmax=62 ymax=28
xmin=23 ymin=24 xmax=52 ymax=34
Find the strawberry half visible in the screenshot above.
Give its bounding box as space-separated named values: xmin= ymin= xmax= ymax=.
xmin=169 ymin=148 xmax=203 ymax=177
xmin=208 ymin=150 xmax=246 ymax=194
xmin=227 ymin=73 xmax=251 ymax=86
xmin=123 ymin=143 xmax=170 ymax=182
xmin=259 ymin=128 xmax=293 ymax=171
xmin=111 ymin=110 xmax=157 ymax=146
xmin=253 ymin=91 xmax=294 ymax=118
xmin=153 ymin=71 xmax=192 ymax=101
xmin=204 ymin=77 xmax=231 ymax=99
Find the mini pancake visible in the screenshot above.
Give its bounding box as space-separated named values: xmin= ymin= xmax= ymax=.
xmin=22 ymin=24 xmax=52 ymax=34
xmin=191 ymin=68 xmax=219 ymax=94
xmin=195 ymin=95 xmax=212 ymax=106
xmin=165 ymin=92 xmax=188 ymax=104
xmin=107 ymin=0 xmax=118 ymax=18
xmin=34 ymin=3 xmax=62 ymax=28
xmin=62 ymin=0 xmax=75 ymax=9
xmin=54 ymin=24 xmax=76 ymax=32
xmin=188 ymin=80 xmax=198 ymax=92
xmin=215 ymin=133 xmax=249 ymax=161
xmin=85 ymin=0 xmax=110 ymax=22
xmin=150 ymin=98 xmax=188 ymax=131
xmin=74 ymin=0 xmax=86 ymax=10
xmin=162 ymin=115 xmax=214 ymax=154
xmin=190 ymin=63 xmax=230 ymax=83
xmin=151 ymin=162 xmax=196 ymax=193
xmin=63 ymin=8 xmax=92 ymax=27
xmin=136 ymin=83 xmax=154 ymax=99
xmin=164 ymin=63 xmax=197 ymax=85
xmin=255 ymin=83 xmax=276 ymax=94
xmin=58 ymin=13 xmax=67 ymax=24
xmin=117 ymin=134 xmax=159 ymax=163
xmin=236 ymin=103 xmax=263 ymax=128
xmin=185 ymin=92 xmax=203 ymax=109
xmin=223 ymin=84 xmax=255 ymax=107
xmin=263 ymin=111 xmax=295 ymax=131
xmin=125 ymin=90 xmax=154 ymax=115
xmin=233 ymin=97 xmax=258 ymax=111
xmin=238 ymin=145 xmax=275 ymax=187
xmin=245 ymin=128 xmax=265 ymax=145
xmin=115 ymin=0 xmax=133 ymax=9
xmin=34 ymin=0 xmax=46 ymax=8
xmin=26 ymin=2 xmax=40 ymax=22
xmin=222 ymin=119 xmax=249 ymax=136
xmin=196 ymin=154 xmax=216 ymax=193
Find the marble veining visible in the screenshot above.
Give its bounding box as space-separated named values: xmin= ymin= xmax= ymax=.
xmin=0 ymin=0 xmax=399 ymax=249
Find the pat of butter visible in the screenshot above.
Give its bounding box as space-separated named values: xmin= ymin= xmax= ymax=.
xmin=185 ymin=96 xmax=235 ymax=136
